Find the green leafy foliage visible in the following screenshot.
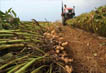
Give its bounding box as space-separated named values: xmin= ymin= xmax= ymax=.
xmin=12 ymin=10 xmax=17 ymax=17
xmin=0 ymin=8 xmax=20 ymax=30
xmin=67 ymin=5 xmax=106 ymax=36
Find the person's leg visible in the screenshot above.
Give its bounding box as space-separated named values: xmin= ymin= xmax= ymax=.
xmin=62 ymin=17 xmax=67 ymax=25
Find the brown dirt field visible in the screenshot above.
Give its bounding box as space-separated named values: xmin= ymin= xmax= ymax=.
xmin=54 ymin=24 xmax=106 ymax=73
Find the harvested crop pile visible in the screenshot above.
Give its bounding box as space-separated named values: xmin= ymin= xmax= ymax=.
xmin=0 ymin=28 xmax=73 ymax=73
xmin=67 ymin=5 xmax=106 ymax=36
xmin=0 ymin=9 xmax=73 ymax=73
xmin=0 ymin=29 xmax=73 ymax=73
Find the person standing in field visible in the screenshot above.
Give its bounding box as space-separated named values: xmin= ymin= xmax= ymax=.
xmin=61 ymin=4 xmax=75 ymax=25
xmin=64 ymin=4 xmax=68 ymax=18
xmin=61 ymin=4 xmax=68 ymax=25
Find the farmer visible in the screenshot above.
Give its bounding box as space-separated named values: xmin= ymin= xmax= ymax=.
xmin=61 ymin=4 xmax=68 ymax=25
xmin=64 ymin=4 xmax=68 ymax=18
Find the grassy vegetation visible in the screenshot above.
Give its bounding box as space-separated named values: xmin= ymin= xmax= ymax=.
xmin=67 ymin=5 xmax=106 ymax=36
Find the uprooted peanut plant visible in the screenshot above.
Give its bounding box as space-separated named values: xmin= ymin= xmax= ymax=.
xmin=0 ymin=9 xmax=73 ymax=73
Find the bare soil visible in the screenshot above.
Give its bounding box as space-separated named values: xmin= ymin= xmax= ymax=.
xmin=55 ymin=24 xmax=106 ymax=73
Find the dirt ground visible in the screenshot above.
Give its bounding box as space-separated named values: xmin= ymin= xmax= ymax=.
xmin=55 ymin=24 xmax=106 ymax=73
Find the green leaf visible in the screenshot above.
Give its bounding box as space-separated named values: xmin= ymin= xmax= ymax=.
xmin=12 ymin=10 xmax=17 ymax=17
xmin=7 ymin=8 xmax=12 ymax=13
